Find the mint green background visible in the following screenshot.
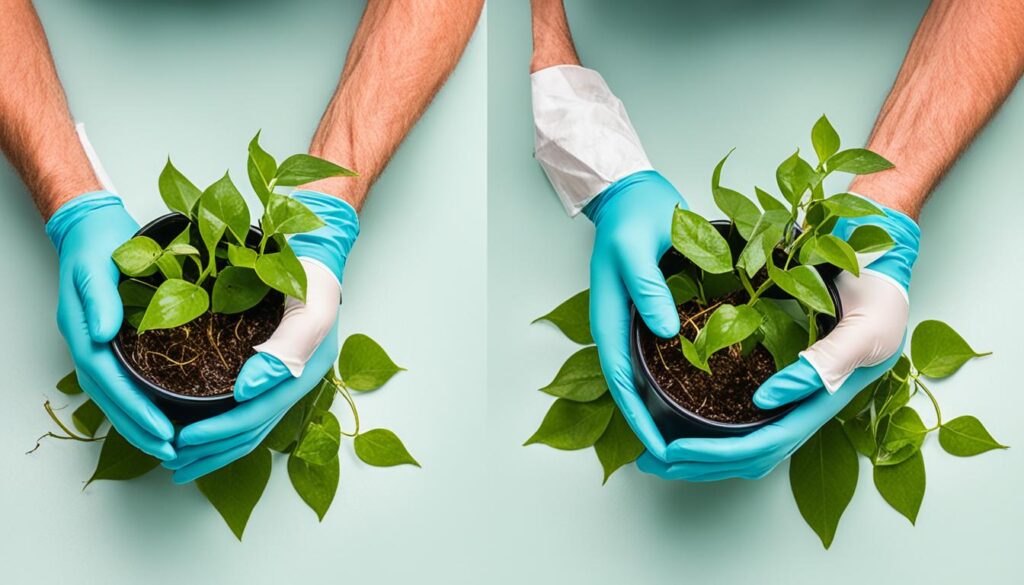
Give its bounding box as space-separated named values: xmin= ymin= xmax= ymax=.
xmin=488 ymin=0 xmax=1022 ymax=583
xmin=0 ymin=1 xmax=486 ymax=583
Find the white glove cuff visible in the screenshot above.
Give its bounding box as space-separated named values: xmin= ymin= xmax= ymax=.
xmin=531 ymin=65 xmax=654 ymax=216
xmin=254 ymin=258 xmax=341 ymax=377
xmin=799 ymin=271 xmax=908 ymax=392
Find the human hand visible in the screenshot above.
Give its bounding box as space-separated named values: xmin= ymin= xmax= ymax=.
xmin=46 ymin=192 xmax=176 ymax=460
xmin=166 ymin=191 xmax=358 ymax=483
xmin=637 ymin=200 xmax=920 ymax=480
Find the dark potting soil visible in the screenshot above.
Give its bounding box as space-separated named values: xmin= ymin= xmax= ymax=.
xmin=639 ymin=292 xmax=781 ymax=424
xmin=117 ymin=297 xmax=282 ymax=397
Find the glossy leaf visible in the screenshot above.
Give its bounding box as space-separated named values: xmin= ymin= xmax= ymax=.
xmin=875 ymin=406 xmax=926 ymax=466
xmin=767 ymin=263 xmax=835 ymax=316
xmin=338 ymin=334 xmax=405 ymax=391
xmin=713 ymin=187 xmax=761 ymax=240
xmin=137 ymin=279 xmax=209 ymax=333
xmin=196 ymin=447 xmax=272 ymax=540
xmin=263 ymin=193 xmax=325 ymax=236
xmin=847 ymin=225 xmax=894 ymax=253
xmin=88 ymin=429 xmax=160 ymax=484
xmin=666 ymin=273 xmax=699 ymax=305
xmin=671 ymin=207 xmax=733 ymax=274
xmin=697 ymin=304 xmax=763 ymax=361
xmin=227 ymin=243 xmax=258 ymax=268
xmin=755 ymin=186 xmax=788 ymax=212
xmin=287 ymin=453 xmax=339 ymax=521
xmin=532 ymin=289 xmax=592 ymax=344
xmin=843 ymin=411 xmax=876 ymax=458
xmin=353 ymin=428 xmax=420 ymax=467
xmin=72 ymin=399 xmax=106 ymax=438
xmin=293 ymin=412 xmax=341 ymax=466
xmin=753 ymin=299 xmax=807 ymax=369
xmin=199 ymin=172 xmax=250 ymax=244
xmin=255 ymin=245 xmax=307 ymax=301
xmin=593 ymin=409 xmax=644 ymax=484
xmin=939 ymin=416 xmax=1007 ymax=457
xmin=212 ymin=266 xmax=269 ymax=314
xmin=911 ymin=320 xmax=989 ymax=378
xmin=524 ymin=394 xmax=615 ymax=450
xmin=56 ymin=371 xmax=83 ymax=395
xmin=873 ymin=450 xmax=925 ymax=524
xmin=789 ymin=419 xmax=859 ymax=549
xmin=158 ymin=158 xmax=202 ymax=217
xmin=813 ymin=234 xmax=859 ymax=275
xmin=540 ymin=346 xmax=607 ymax=402
xmin=826 ymin=148 xmax=894 ymax=174
xmin=275 ymin=154 xmax=357 ymax=186
xmin=736 ymin=209 xmax=787 ymax=277
xmin=679 ymin=335 xmax=710 ymax=373
xmin=824 ymin=193 xmax=885 ymax=218
xmin=248 ymin=131 xmax=277 ymax=189
xmin=776 ymin=150 xmax=816 ymax=205
xmin=112 ymin=236 xmax=163 ymax=277
xmin=811 ymin=115 xmax=840 ymax=164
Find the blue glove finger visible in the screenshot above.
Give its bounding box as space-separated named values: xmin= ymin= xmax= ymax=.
xmin=752 ymin=357 xmax=824 ymax=410
xmin=590 ymin=255 xmax=668 ymax=460
xmin=77 ymin=370 xmax=176 ymax=461
xmin=74 ymin=259 xmax=124 ymax=343
xmin=234 ymin=352 xmax=292 ymax=401
xmin=171 ymin=439 xmax=262 ymax=485
xmin=637 ymin=450 xmax=770 ymax=481
xmin=616 ymin=243 xmax=680 ymax=339
xmin=177 ymin=321 xmax=340 ymax=447
xmin=163 ymin=415 xmax=280 ymax=471
xmin=665 ymin=423 xmax=790 ymax=463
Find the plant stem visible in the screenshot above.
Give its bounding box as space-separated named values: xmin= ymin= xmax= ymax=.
xmin=333 ymin=376 xmax=361 ymax=437
xmin=738 ymin=269 xmax=757 ymax=300
xmin=914 ymin=375 xmax=943 ymax=427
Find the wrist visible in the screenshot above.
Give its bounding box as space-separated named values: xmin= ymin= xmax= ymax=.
xmin=847 ymin=172 xmax=925 ymax=220
xmin=44 ymin=190 xmax=124 ymax=252
xmin=288 ymin=190 xmax=360 ymax=284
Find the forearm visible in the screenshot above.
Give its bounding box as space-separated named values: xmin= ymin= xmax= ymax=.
xmin=0 ymin=0 xmax=101 ymax=219
xmin=303 ymin=0 xmax=483 ymax=211
xmin=530 ymin=0 xmax=580 ymax=73
xmin=850 ymin=0 xmax=1024 ymax=219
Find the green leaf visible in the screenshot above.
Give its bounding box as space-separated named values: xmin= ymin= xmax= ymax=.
xmin=671 ymin=207 xmax=733 ymax=274
xmin=287 ymin=452 xmax=339 ymax=521
xmin=823 ymin=193 xmax=885 ymax=219
xmin=873 ymin=376 xmax=911 ymax=422
xmin=255 ymin=245 xmax=307 ymax=301
xmin=755 ymin=186 xmax=788 ymax=212
xmin=155 ymin=253 xmax=182 ymax=280
xmin=525 ymin=393 xmax=615 ymax=450
xmin=532 ymin=289 xmax=592 ymax=344
xmin=698 ymin=304 xmax=763 ymax=361
xmin=873 ymin=450 xmax=925 ymax=524
xmin=199 ymin=172 xmax=250 ymax=245
xmin=88 ymin=429 xmax=160 ymax=484
xmin=211 ymin=266 xmax=269 ymax=314
xmin=911 ymin=320 xmax=989 ymax=378
xmin=337 ymin=334 xmax=405 ymax=391
xmin=353 ymin=428 xmax=420 ymax=467
xmin=789 ymin=419 xmax=859 ymax=549
xmin=72 ymin=399 xmax=106 ymax=437
xmin=776 ymin=150 xmax=816 ymax=206
xmin=708 ymin=151 xmax=758 ymax=238
xmin=137 ymin=279 xmax=209 ymax=333
xmin=274 ymin=154 xmax=357 ymax=186
xmin=263 ymin=193 xmax=326 ymax=236
xmin=293 ymin=412 xmax=341 ymax=466
xmin=939 ymin=416 xmax=1007 ymax=456
xmin=56 ymin=371 xmax=83 ymax=395
xmin=540 ymin=346 xmax=607 ymax=402
xmin=826 ymin=148 xmax=894 ymax=174
xmin=836 ymin=382 xmax=875 ymax=422
xmin=701 ymin=272 xmax=742 ymax=300
xmin=158 ymin=158 xmax=202 ymax=217
xmin=846 ymin=225 xmax=894 ymax=254
xmin=813 ymin=234 xmax=860 ymax=276
xmin=135 ymin=279 xmax=207 ymax=332
xmin=753 ymin=299 xmax=808 ymax=369
xmin=593 ymin=408 xmax=644 ymax=484
xmin=875 ymin=406 xmax=927 ymax=466
xmin=196 ymin=448 xmax=272 ymax=540
xmin=666 ymin=273 xmax=699 ymax=305
xmin=112 ymin=236 xmax=163 ymax=277
xmin=679 ymin=336 xmax=711 ymax=373
xmin=264 ymin=380 xmax=332 ymax=452
xmin=227 ymin=243 xmax=258 ymax=268
xmin=843 ymin=411 xmax=876 ymax=458
xmin=811 ymin=115 xmax=840 ymax=164
xmin=248 ymin=131 xmax=277 ymax=186
xmin=767 ymin=263 xmax=835 ymax=316
xmin=736 ymin=209 xmax=788 ymax=277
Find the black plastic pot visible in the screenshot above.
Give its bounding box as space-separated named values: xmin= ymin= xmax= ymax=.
xmin=110 ymin=213 xmax=278 ymax=424
xmin=629 ymin=220 xmax=843 ymax=440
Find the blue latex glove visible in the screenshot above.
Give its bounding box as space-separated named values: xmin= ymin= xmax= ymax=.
xmin=166 ymin=191 xmax=358 ymax=483
xmin=587 ymin=170 xmax=688 ymax=461
xmin=637 ymin=203 xmax=920 ymax=481
xmin=46 ymin=192 xmax=176 ymax=460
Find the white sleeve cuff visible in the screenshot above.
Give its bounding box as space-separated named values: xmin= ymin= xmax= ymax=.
xmin=531 ymin=65 xmax=654 ymax=216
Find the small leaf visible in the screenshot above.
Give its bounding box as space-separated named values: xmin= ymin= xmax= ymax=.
xmin=811 ymin=115 xmax=840 ymax=164
xmin=539 ymin=346 xmax=607 ymax=402
xmin=354 ymin=428 xmax=420 ymax=467
xmin=823 ymin=193 xmax=885 ymax=218
xmin=264 ymin=381 xmax=332 ymax=452
xmin=939 ymin=416 xmax=1007 ymax=456
xmin=158 ymin=158 xmax=202 ymax=217
xmin=293 ymin=412 xmax=341 ymax=466
xmin=679 ymin=336 xmax=711 ymax=373
xmin=255 ymin=245 xmax=307 ymax=301
xmin=275 ymin=154 xmax=357 ymax=186
xmin=227 ymin=243 xmax=258 ymax=268
xmin=713 ymin=187 xmax=761 ymax=240
xmin=911 ymin=320 xmax=989 ymax=378
xmin=594 ymin=408 xmax=644 ymax=484
xmin=72 ymin=399 xmax=106 ymax=437
xmin=755 ymin=186 xmax=788 ymax=212
xmin=826 ymin=148 xmax=894 ymax=174
xmin=199 ymin=172 xmax=250 ymax=245
xmin=753 ymin=299 xmax=808 ymax=369
xmin=338 ymin=334 xmax=405 ymax=391
xmin=532 ymin=290 xmax=592 ymax=344
xmin=112 ymin=236 xmax=163 ymax=277
xmin=873 ymin=450 xmax=925 ymax=524
xmin=767 ymin=263 xmax=835 ymax=316
xmin=699 ymin=304 xmax=763 ymax=361
xmin=263 ymin=193 xmax=326 ymax=236
xmin=155 ymin=253 xmax=182 ymax=280
xmin=814 ymin=234 xmax=860 ymax=276
xmin=736 ymin=209 xmax=788 ymax=277
xmin=776 ymin=150 xmax=816 ymax=205
xmin=196 ymin=448 xmax=272 ymax=540
xmin=212 ymin=266 xmax=269 ymax=314
xmin=671 ymin=207 xmax=733 ymax=274
xmin=875 ymin=406 xmax=927 ymax=466
xmin=846 ymin=225 xmax=894 ymax=253
xmin=287 ymin=453 xmax=339 ymax=521
xmin=789 ymin=420 xmax=859 ymax=549
xmin=137 ymin=279 xmax=209 ymax=333
xmin=525 ymin=394 xmax=615 ymax=450
xmin=248 ymin=131 xmax=277 ymax=186
xmin=56 ymin=371 xmax=83 ymax=395
xmin=88 ymin=429 xmax=160 ymax=484
xmin=666 ymin=273 xmax=699 ymax=305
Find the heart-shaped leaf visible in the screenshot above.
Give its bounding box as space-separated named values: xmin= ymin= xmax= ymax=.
xmin=938 ymin=416 xmax=1007 ymax=456
xmin=338 ymin=334 xmax=405 ymax=391
xmin=197 ymin=447 xmax=272 ymax=540
xmin=88 ymin=429 xmax=160 ymax=485
xmin=293 ymin=412 xmax=341 ymax=466
xmin=112 ymin=236 xmax=163 ymax=277
xmin=811 ymin=115 xmax=840 ymax=164
xmin=532 ymin=289 xmax=592 ymax=344
xmin=911 ymin=320 xmax=989 ymax=378
xmin=593 ymin=408 xmax=644 ymax=484
xmin=287 ymin=452 xmax=339 ymax=521
xmin=789 ymin=420 xmax=859 ymax=549
xmin=275 ymin=154 xmax=357 ymax=186
xmin=826 ymin=148 xmax=894 ymax=174
xmin=212 ymin=266 xmax=269 ymax=314
xmin=767 ymin=263 xmax=835 ymax=316
xmin=873 ymin=450 xmax=925 ymax=524
xmin=525 ymin=394 xmax=615 ymax=450
xmin=158 ymin=158 xmax=202 ymax=217
xmin=354 ymin=428 xmax=420 ymax=467
xmin=540 ymin=346 xmax=607 ymax=402
xmin=255 ymin=245 xmax=307 ymax=301
xmin=671 ymin=207 xmax=733 ymax=274
xmin=137 ymin=279 xmax=209 ymax=333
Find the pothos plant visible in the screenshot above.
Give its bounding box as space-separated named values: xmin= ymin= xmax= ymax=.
xmin=112 ymin=132 xmax=353 ymax=331
xmin=32 ymin=334 xmax=420 ymax=540
xmin=526 ymin=116 xmax=1007 ymax=547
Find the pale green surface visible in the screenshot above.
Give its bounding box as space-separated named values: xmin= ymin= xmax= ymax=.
xmin=0 ymin=1 xmax=486 ymax=583
xmin=488 ymin=0 xmax=1022 ymax=583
